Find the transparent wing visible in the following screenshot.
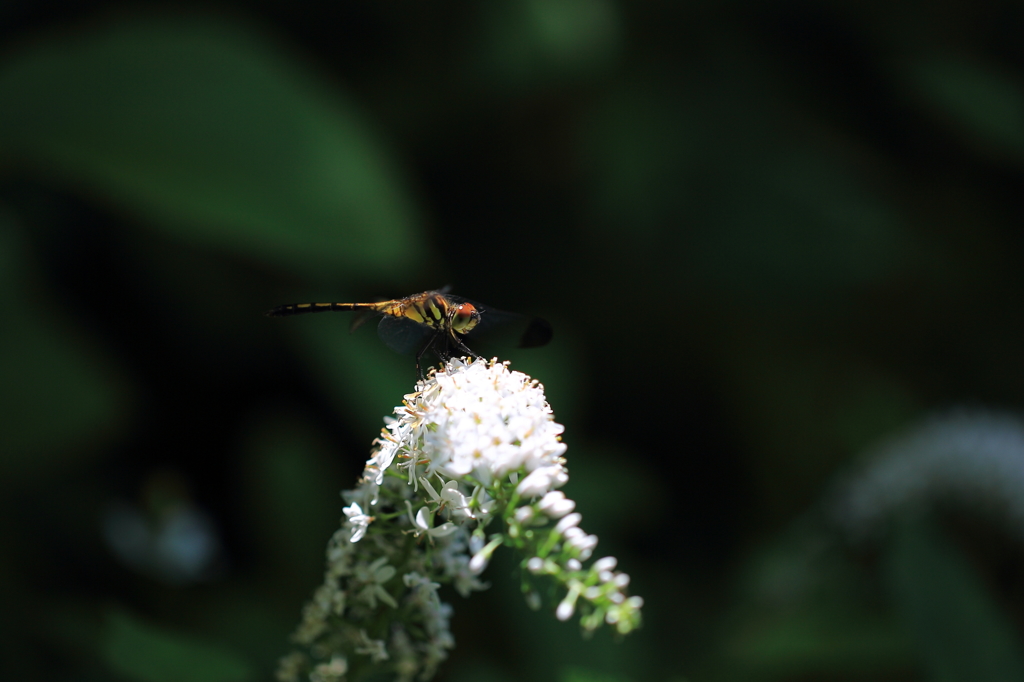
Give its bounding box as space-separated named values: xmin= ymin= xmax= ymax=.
xmin=377 ymin=315 xmax=433 ymax=355
xmin=449 ymin=296 xmax=553 ymax=350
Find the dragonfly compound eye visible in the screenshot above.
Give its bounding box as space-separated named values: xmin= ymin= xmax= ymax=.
xmin=451 ymin=303 xmax=481 ymax=334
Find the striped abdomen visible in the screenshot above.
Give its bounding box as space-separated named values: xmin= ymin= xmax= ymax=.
xmin=266 ymin=301 xmax=376 ymax=317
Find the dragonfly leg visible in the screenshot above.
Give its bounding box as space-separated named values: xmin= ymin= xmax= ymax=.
xmin=416 ymin=332 xmax=441 ymax=379
xmin=450 ymin=333 xmax=481 ymax=361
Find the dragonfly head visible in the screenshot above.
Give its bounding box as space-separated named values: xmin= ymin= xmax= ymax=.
xmin=450 ymin=302 xmax=481 ymax=335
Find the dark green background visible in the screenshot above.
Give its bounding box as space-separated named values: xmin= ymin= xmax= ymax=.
xmin=3 ymin=2 xmax=1024 ymax=681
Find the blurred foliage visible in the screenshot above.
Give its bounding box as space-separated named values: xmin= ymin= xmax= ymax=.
xmin=885 ymin=517 xmax=1024 ymax=681
xmin=3 ymin=2 xmax=1024 ymax=681
xmin=905 ymin=57 xmax=1024 ymax=159
xmin=0 ymin=207 xmax=130 ymax=469
xmin=100 ymin=609 xmax=253 ymax=682
xmin=0 ymin=17 xmax=422 ymax=279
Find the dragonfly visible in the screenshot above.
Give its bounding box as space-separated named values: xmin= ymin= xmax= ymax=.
xmin=267 ymin=289 xmax=552 ymax=376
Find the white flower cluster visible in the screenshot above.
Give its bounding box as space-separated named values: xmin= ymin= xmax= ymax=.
xmin=278 ymin=358 xmax=641 ymax=682
xmin=832 ymin=410 xmax=1024 ymax=541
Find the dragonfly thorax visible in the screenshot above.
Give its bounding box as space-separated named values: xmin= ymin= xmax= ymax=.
xmin=400 ymin=293 xmax=479 ymax=336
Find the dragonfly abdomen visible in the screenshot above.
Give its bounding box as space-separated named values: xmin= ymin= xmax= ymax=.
xmin=266 ymin=302 xmax=367 ymax=317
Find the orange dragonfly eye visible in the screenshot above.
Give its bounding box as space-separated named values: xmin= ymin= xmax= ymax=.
xmin=451 ymin=303 xmax=480 ymax=333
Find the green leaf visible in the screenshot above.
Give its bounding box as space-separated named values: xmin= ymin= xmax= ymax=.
xmin=559 ymin=667 xmax=632 ymax=682
xmin=725 ymin=526 xmax=912 ymax=679
xmin=101 ymin=609 xmax=254 ymax=682
xmin=885 ymin=516 xmax=1024 ymax=682
xmin=0 ymin=18 xmax=422 ymax=278
xmin=0 ymin=207 xmax=129 ymax=471
xmin=479 ymin=0 xmax=621 ymax=87
xmin=693 ymin=150 xmax=909 ymax=293
xmin=729 ymin=609 xmax=909 ymax=674
xmin=239 ymin=413 xmax=345 ymax=582
xmin=906 ymin=58 xmax=1024 ymax=158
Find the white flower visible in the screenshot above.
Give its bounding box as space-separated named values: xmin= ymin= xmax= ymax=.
xmin=604 ymin=595 xmax=644 ymax=634
xmin=407 ymin=502 xmax=459 ymax=539
xmin=309 ymin=655 xmax=347 ymax=682
xmin=368 ymin=437 xmax=400 ymax=485
xmin=276 ymin=651 xmax=305 ymax=682
xmin=403 ymin=571 xmax=441 ymax=598
xmin=566 ymin=533 xmax=598 ymax=559
xmin=554 ymin=512 xmax=582 ymax=535
xmin=421 ymin=478 xmax=476 ymax=521
xmin=403 ymin=571 xmax=453 ymax=648
xmin=538 ymin=491 xmax=576 ymax=518
xmin=354 ymin=629 xmax=389 ymax=663
xmin=343 ymin=502 xmax=372 ymax=542
xmin=469 ymin=486 xmax=496 ymax=520
xmin=514 ymin=506 xmax=535 ymax=524
xmin=354 ymin=556 xmax=397 ymax=608
xmin=434 ymin=531 xmax=488 ymax=597
xmin=383 ymin=358 xmax=568 ymax=488
xmin=562 ymin=527 xmax=585 ymax=541
xmin=516 ymin=465 xmax=569 ymax=498
xmin=468 ymin=537 xmax=503 ymax=574
xmin=389 ymin=628 xmax=419 ymax=682
xmin=281 ymin=358 xmax=641 ymax=681
xmin=324 ymin=528 xmax=356 ymax=578
xmin=833 ymin=411 xmax=1024 ymax=540
xmin=556 ymin=582 xmax=582 ymax=621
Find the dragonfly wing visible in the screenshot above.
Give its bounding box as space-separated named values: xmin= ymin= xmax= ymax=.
xmin=350 ymin=309 xmax=378 ymax=332
xmin=451 ymin=297 xmax=553 ymax=351
xmin=377 ymin=315 xmax=433 ymax=355
xmin=516 ymin=315 xmax=553 ymax=348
